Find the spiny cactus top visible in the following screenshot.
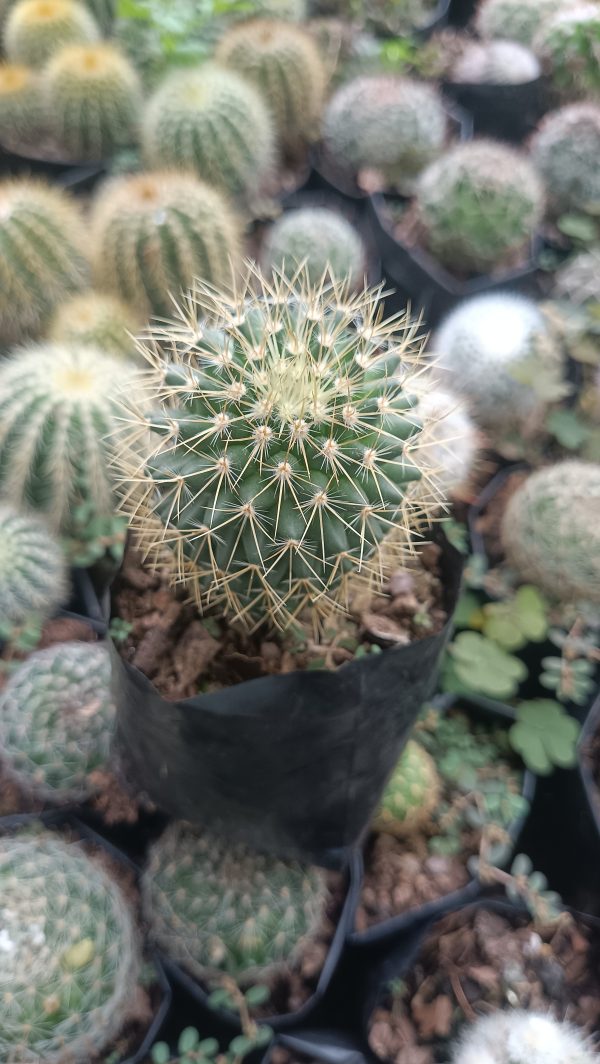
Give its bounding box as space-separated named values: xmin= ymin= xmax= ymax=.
xmin=261 ymin=205 xmax=367 ymax=289
xmin=475 ymin=0 xmax=572 ymax=46
xmin=0 ymin=831 xmax=142 ymax=1063
xmin=0 ymin=504 xmax=68 ymax=626
xmin=451 ymin=1010 xmax=598 ymax=1064
xmin=451 ymin=39 xmax=541 ymax=84
xmin=143 ymin=822 xmax=327 ymax=985
xmin=530 ymin=103 xmax=600 ymax=214
xmin=118 ymin=267 xmax=435 ymax=629
xmin=0 ymin=641 xmax=115 ymax=802
xmin=0 ymin=62 xmax=46 ymax=145
xmin=48 ymin=290 xmax=141 ymax=358
xmin=501 ymin=461 xmax=600 ymax=605
xmin=533 ymin=4 xmax=600 ymax=99
xmin=3 ymin=0 xmax=100 ymax=65
xmin=373 ymin=739 xmax=441 ymax=837
xmin=322 ymin=75 xmax=448 ymax=194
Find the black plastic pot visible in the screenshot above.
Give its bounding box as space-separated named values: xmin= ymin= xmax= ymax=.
xmin=441 ymin=77 xmax=548 ymax=143
xmin=447 ymin=0 xmax=477 ymax=26
xmin=577 ymin=694 xmax=600 ymax=853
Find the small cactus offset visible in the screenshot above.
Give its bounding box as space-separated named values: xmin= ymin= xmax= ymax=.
xmin=409 ymin=386 xmax=478 ymax=500
xmin=48 ymin=290 xmax=141 ymax=358
xmin=530 ymin=103 xmax=600 ymax=214
xmin=44 ymin=42 xmax=142 ymax=161
xmin=533 ymin=4 xmax=600 ymax=99
xmin=451 ymin=40 xmax=541 ymax=84
xmin=0 ymin=63 xmax=46 ymax=147
xmin=261 ymin=206 xmax=366 ymax=288
xmin=143 ymin=822 xmax=328 ymax=986
xmin=475 ymin=0 xmax=571 ymax=46
xmin=91 ymin=171 xmax=241 ymax=317
xmin=141 ymin=64 xmax=276 ymax=203
xmin=216 ymin=19 xmax=327 ymax=153
xmin=0 ymin=342 xmax=138 ymax=533
xmin=322 ymin=75 xmax=448 ymax=194
xmin=501 ymin=461 xmax=600 ymax=605
xmin=0 ymin=504 xmax=68 ymax=627
xmin=0 ymin=178 xmax=88 ymax=346
xmin=0 ymin=831 xmax=142 ymax=1063
xmin=3 ymin=0 xmax=100 ymax=65
xmin=372 ymin=740 xmax=441 ymax=837
xmin=416 ymin=141 xmax=544 ymax=275
xmin=451 ymin=1010 xmax=598 ymax=1064
xmin=117 ymin=267 xmax=435 ymax=629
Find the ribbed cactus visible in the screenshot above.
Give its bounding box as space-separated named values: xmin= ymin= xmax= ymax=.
xmin=554 ymin=248 xmax=600 ymax=305
xmin=372 ymin=740 xmax=441 ymax=837
xmin=261 ymin=206 xmax=366 ymax=288
xmin=91 ymin=171 xmax=241 ymax=317
xmin=44 ymin=42 xmax=142 ymax=161
xmin=409 ymin=387 xmax=478 ymax=500
xmin=48 ymin=291 xmax=141 ymax=358
xmin=475 ymin=0 xmax=571 ymax=46
xmin=216 ymin=19 xmax=326 ymax=153
xmin=3 ymin=0 xmax=100 ymax=65
xmin=0 ymin=178 xmax=88 ymax=346
xmin=416 ymin=141 xmax=544 ymax=275
xmin=0 ymin=504 xmax=68 ymax=626
xmin=0 ymin=342 xmax=138 ymax=533
xmin=530 ymin=103 xmax=600 ymax=214
xmin=141 ymin=63 xmax=276 ymax=203
xmin=322 ymin=75 xmax=448 ymax=195
xmin=143 ymin=823 xmax=327 ymax=986
xmin=118 ymin=268 xmax=433 ymax=629
xmin=0 ymin=831 xmax=142 ymax=1063
xmin=451 ymin=40 xmax=541 ymax=84
xmin=0 ymin=63 xmax=46 ymax=146
xmin=534 ymin=5 xmax=600 ymax=99
xmin=501 ymin=461 xmax=600 ymax=605
xmin=451 ymin=1011 xmax=597 ymax=1064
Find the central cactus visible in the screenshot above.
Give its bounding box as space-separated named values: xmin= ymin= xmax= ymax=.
xmin=119 ymin=269 xmax=432 ymax=628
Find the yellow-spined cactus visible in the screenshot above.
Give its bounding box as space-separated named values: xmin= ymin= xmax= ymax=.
xmin=3 ymin=0 xmax=100 ymax=65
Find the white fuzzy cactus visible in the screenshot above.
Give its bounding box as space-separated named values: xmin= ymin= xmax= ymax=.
xmin=475 ymin=0 xmax=574 ymax=46
xmin=408 ymin=386 xmax=478 ymax=501
xmin=452 ymin=1011 xmax=598 ymax=1064
xmin=451 ymin=39 xmax=541 ymax=84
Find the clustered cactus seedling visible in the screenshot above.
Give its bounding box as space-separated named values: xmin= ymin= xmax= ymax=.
xmin=451 ymin=1010 xmax=598 ymax=1064
xmin=415 ymin=141 xmax=544 ymax=275
xmin=475 ymin=0 xmax=571 ymax=46
xmin=530 ymin=103 xmax=600 ymax=214
xmin=90 ymin=171 xmax=241 ymax=317
xmin=261 ymin=206 xmax=366 ymax=288
xmin=0 ymin=831 xmax=142 ymax=1063
xmin=372 ymin=739 xmax=441 ymax=837
xmin=408 ymin=386 xmax=479 ymax=500
xmin=0 ymin=342 xmax=137 ymax=533
xmin=533 ymin=4 xmax=600 ymax=99
xmin=143 ymin=822 xmax=327 ymax=986
xmin=44 ymin=42 xmax=142 ymax=161
xmin=0 ymin=178 xmax=88 ymax=345
xmin=501 ymin=460 xmax=600 ymax=605
xmin=118 ymin=267 xmax=434 ymax=629
xmin=0 ymin=641 xmax=115 ymax=803
xmin=216 ymin=19 xmax=326 ymax=153
xmin=451 ymin=39 xmax=541 ymax=84
xmin=48 ymin=290 xmax=141 ymax=358
xmin=0 ymin=63 xmax=46 ymax=146
xmin=0 ymin=504 xmax=68 ymax=626
xmin=322 ymin=75 xmax=448 ymax=194
xmin=3 ymin=0 xmax=100 ymax=65
xmin=142 ymin=64 xmax=276 ymax=202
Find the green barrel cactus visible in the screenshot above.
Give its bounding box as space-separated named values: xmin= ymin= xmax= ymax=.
xmin=0 ymin=342 xmax=138 ymax=533
xmin=0 ymin=831 xmax=142 ymax=1063
xmin=3 ymin=0 xmax=100 ymax=65
xmin=372 ymin=740 xmax=441 ymax=837
xmin=501 ymin=461 xmax=600 ymax=605
xmin=533 ymin=4 xmax=600 ymax=99
xmin=530 ymin=103 xmax=600 ymax=214
xmin=261 ymin=206 xmax=366 ymax=288
xmin=0 ymin=178 xmax=88 ymax=346
xmin=415 ymin=140 xmax=544 ymax=275
xmin=0 ymin=63 xmax=46 ymax=147
xmin=45 ymin=42 xmax=142 ymax=161
xmin=322 ymin=75 xmax=447 ymax=194
xmin=118 ymin=267 xmax=434 ymax=629
xmin=143 ymin=822 xmax=327 ymax=986
xmin=451 ymin=39 xmax=541 ymax=84
xmin=451 ymin=1011 xmax=597 ymax=1064
xmin=475 ymin=0 xmax=571 ymax=46
xmin=0 ymin=641 xmax=115 ymax=803
xmin=216 ymin=19 xmax=327 ymax=153
xmin=91 ymin=171 xmax=241 ymax=317
xmin=48 ymin=290 xmax=141 ymax=358
xmin=0 ymin=504 xmax=68 ymax=627
xmin=141 ymin=63 xmax=276 ymax=203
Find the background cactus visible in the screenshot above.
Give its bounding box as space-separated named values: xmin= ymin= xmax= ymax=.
xmin=83 ymin=0 xmax=113 ymax=31
xmin=91 ymin=171 xmax=241 ymax=317
xmin=0 ymin=831 xmax=142 ymax=1063
xmin=141 ymin=63 xmax=276 ymax=203
xmin=0 ymin=504 xmax=68 ymax=626
xmin=415 ymin=141 xmax=544 ymax=275
xmin=322 ymin=75 xmax=448 ymax=194
xmin=118 ymin=268 xmax=434 ymax=629
xmin=372 ymin=739 xmax=441 ymax=837
xmin=451 ymin=1010 xmax=597 ymax=1063
xmin=408 ymin=386 xmax=479 ymax=501
xmin=0 ymin=178 xmax=88 ymax=346
xmin=364 ymin=0 xmax=441 ymax=33
xmin=143 ymin=822 xmax=327 ymax=986
xmin=530 ymin=103 xmax=600 ymax=214
xmin=553 ymin=248 xmax=600 ymax=305
xmin=501 ymin=461 xmax=600 ymax=605
xmin=0 ymin=63 xmax=46 ymax=146
xmin=0 ymin=342 xmax=138 ymax=533
xmin=475 ymin=0 xmax=572 ymax=46
xmin=451 ymin=39 xmax=541 ymax=84
xmin=261 ymin=206 xmax=367 ymax=288
xmin=44 ymin=42 xmax=142 ymax=161
xmin=216 ymin=19 xmax=326 ymax=153
xmin=3 ymin=0 xmax=100 ymax=65
xmin=48 ymin=290 xmax=141 ymax=358
xmin=533 ymin=5 xmax=600 ymax=99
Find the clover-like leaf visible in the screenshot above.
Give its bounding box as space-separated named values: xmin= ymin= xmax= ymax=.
xmin=546 ymin=408 xmax=591 ymax=450
xmin=509 ymin=700 xmax=580 ymax=775
xmin=482 ymin=586 xmax=548 ymax=651
xmin=448 ymin=631 xmax=527 ymax=699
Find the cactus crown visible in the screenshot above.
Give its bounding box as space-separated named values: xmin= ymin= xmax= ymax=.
xmin=118 ymin=266 xmax=435 ymax=629
xmin=475 ymin=0 xmax=571 ymax=46
xmin=0 ymin=504 xmax=68 ymax=626
xmin=0 ymin=831 xmax=142 ymax=1063
xmin=0 ymin=62 xmax=46 ymax=145
xmin=262 ymin=206 xmax=366 ymax=288
xmin=3 ymin=0 xmax=100 ymax=65
xmin=373 ymin=739 xmax=441 ymax=837
xmin=143 ymin=822 xmax=327 ymax=986
xmin=48 ymin=290 xmax=141 ymax=358
xmin=530 ymin=103 xmax=600 ymax=213
xmin=451 ymin=39 xmax=541 ymax=84
xmin=534 ymin=4 xmax=600 ymax=98
xmin=452 ymin=1010 xmax=597 ymax=1064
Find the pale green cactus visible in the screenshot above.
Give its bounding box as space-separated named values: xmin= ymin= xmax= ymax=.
xmin=0 ymin=504 xmax=68 ymax=627
xmin=451 ymin=1011 xmax=597 ymax=1064
xmin=3 ymin=0 xmax=100 ymax=65
xmin=553 ymin=248 xmax=600 ymax=306
xmin=261 ymin=206 xmax=366 ymax=288
xmin=475 ymin=0 xmax=572 ymax=46
xmin=0 ymin=63 xmax=46 ymax=147
xmin=373 ymin=740 xmax=441 ymax=837
xmin=48 ymin=291 xmax=141 ymax=358
xmin=533 ymin=4 xmax=600 ymax=99
xmin=530 ymin=103 xmax=600 ymax=214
